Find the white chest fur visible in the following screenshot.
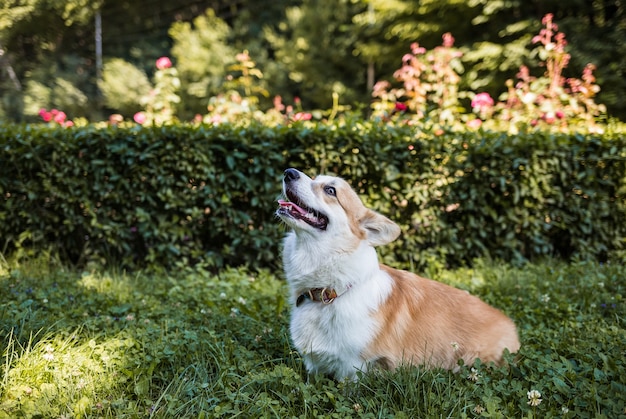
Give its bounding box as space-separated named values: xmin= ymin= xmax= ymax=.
xmin=284 ymin=235 xmax=392 ymax=379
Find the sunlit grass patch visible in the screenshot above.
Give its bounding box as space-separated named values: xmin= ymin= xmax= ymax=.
xmin=1 ymin=256 xmax=624 ymax=417
xmin=2 ymin=328 xmax=136 ymax=417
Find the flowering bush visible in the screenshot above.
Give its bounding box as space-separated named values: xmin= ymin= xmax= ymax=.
xmin=372 ymin=14 xmax=609 ymax=134
xmin=488 ymin=13 xmax=606 ymax=133
xmin=471 ymin=92 xmax=494 ymax=119
xmin=38 ymin=108 xmax=74 ymax=127
xmin=371 ymin=33 xmax=465 ymax=126
xmin=35 ymin=14 xmax=613 ymax=133
xmin=202 ymin=51 xmax=270 ymax=125
xmin=202 ymin=51 xmax=313 ymax=126
xmin=133 ymin=56 xmax=181 ymax=125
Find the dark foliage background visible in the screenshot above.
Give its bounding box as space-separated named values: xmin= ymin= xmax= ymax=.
xmin=0 ymin=0 xmax=624 ymax=121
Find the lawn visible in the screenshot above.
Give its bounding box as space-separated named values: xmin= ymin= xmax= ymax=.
xmin=1 ymin=255 xmax=624 ymax=418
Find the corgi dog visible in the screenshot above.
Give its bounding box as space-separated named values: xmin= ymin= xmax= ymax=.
xmin=276 ymin=168 xmax=520 ymax=380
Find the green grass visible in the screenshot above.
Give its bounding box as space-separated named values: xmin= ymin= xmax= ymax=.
xmin=1 ymin=255 xmax=625 ymax=418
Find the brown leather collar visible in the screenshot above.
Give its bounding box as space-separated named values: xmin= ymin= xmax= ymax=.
xmin=296 ymin=286 xmax=350 ymax=307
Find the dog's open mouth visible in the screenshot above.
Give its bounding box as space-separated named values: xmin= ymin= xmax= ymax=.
xmin=277 ymin=191 xmax=328 ymax=230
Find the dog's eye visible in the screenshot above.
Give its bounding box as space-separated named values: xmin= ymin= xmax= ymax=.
xmin=324 ymin=186 xmax=336 ymax=196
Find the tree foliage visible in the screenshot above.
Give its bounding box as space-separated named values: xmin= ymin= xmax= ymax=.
xmin=265 ymin=0 xmax=368 ymax=109
xmin=169 ymin=8 xmax=236 ymax=119
xmin=0 ymin=0 xmax=624 ymax=121
xmin=98 ymin=58 xmax=151 ymax=115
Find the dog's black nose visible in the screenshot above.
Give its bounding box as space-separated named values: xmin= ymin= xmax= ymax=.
xmin=284 ymin=168 xmax=300 ymax=182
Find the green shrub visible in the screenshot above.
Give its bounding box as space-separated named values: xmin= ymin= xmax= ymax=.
xmin=0 ymin=121 xmax=624 ymax=270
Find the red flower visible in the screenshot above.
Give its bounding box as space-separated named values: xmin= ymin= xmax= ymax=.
xmin=394 ymin=102 xmax=408 ymax=112
xmin=155 ymin=56 xmax=172 ymax=70
xmin=39 ymin=108 xmax=52 ymax=122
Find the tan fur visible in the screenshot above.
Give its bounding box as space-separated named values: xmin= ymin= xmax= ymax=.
xmin=279 ymin=168 xmax=520 ymax=379
xmin=364 ymin=265 xmax=520 ymax=370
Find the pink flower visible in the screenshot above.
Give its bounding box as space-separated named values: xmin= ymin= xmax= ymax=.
xmin=109 ymin=114 xmax=124 ymax=125
xmin=54 ymin=111 xmax=67 ymax=124
xmin=235 ymin=51 xmax=250 ymax=62
xmin=410 ymin=42 xmax=426 ymax=55
xmin=556 ymin=110 xmax=565 ymax=119
xmin=292 ymin=112 xmax=312 ymax=121
xmin=155 ymin=56 xmax=172 ymax=70
xmin=542 ymin=13 xmax=554 ymax=26
xmin=63 ymin=120 xmax=74 ymax=128
xmin=402 ymin=53 xmax=414 ymax=64
xmin=208 ymin=115 xmax=223 ymax=124
xmin=133 ymin=112 xmax=147 ymax=124
xmin=372 ymin=80 xmax=390 ymax=94
xmin=582 ymin=63 xmax=597 ymax=84
xmin=466 ymin=118 xmax=482 ymax=129
xmin=471 ymin=93 xmax=494 ymax=110
xmin=273 ymin=95 xmax=285 ymax=112
xmin=442 ymin=33 xmax=455 ymax=48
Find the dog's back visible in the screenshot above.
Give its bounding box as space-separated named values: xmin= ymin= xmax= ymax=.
xmin=364 ymin=265 xmax=520 ymax=371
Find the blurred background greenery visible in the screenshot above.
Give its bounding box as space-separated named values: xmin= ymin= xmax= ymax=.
xmin=0 ymin=0 xmax=624 ymax=122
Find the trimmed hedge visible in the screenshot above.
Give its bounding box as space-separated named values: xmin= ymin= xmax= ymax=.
xmin=1 ymin=122 xmax=625 ymax=270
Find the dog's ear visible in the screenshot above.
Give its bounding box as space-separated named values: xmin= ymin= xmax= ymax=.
xmin=360 ymin=210 xmax=401 ymax=246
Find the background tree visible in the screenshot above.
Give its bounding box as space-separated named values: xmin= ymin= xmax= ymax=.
xmin=0 ymin=0 xmax=102 ymax=120
xmin=98 ymin=58 xmax=151 ymax=116
xmin=169 ymin=9 xmax=236 ymax=119
xmin=265 ymin=0 xmax=369 ymax=110
xmin=0 ymin=0 xmax=624 ymax=121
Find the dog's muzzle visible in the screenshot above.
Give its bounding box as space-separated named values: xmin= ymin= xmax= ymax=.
xmin=277 ymin=168 xmax=329 ymax=230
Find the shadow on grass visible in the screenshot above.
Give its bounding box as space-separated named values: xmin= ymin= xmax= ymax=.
xmin=0 ymin=258 xmax=295 ymax=417
xmin=1 ymin=255 xmax=625 ymax=417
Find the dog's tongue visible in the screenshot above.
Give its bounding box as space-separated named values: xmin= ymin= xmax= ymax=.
xmin=278 ymin=199 xmax=309 ymax=216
